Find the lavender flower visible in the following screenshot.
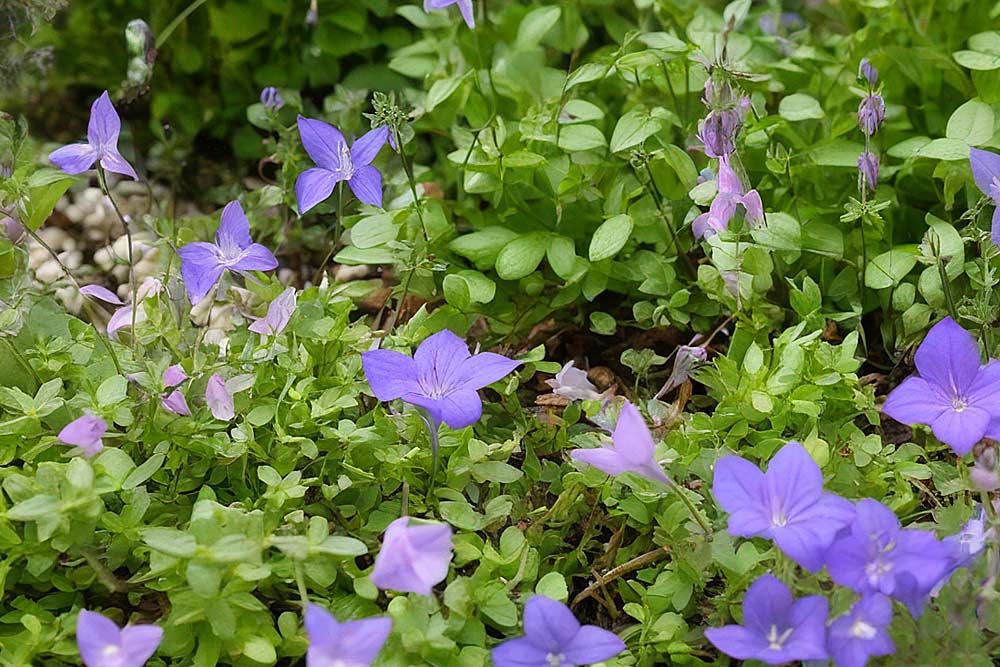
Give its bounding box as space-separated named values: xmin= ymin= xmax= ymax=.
xmin=77 ymin=609 xmax=163 ymax=667
xmin=883 ymin=317 xmax=1000 ymax=455
xmin=107 ymin=277 xmax=163 ymax=338
xmin=546 ymin=360 xmax=602 ymax=401
xmin=423 ymin=0 xmax=475 ymax=28
xmin=58 ymin=415 xmax=107 ymax=457
xmin=570 ymin=400 xmax=669 ymax=484
xmin=712 ymin=441 xmax=855 ymax=572
xmin=697 ymin=79 xmax=750 ymax=158
xmin=370 ymin=517 xmax=453 ymax=595
xmin=162 ymin=390 xmax=191 ymax=417
xmin=248 ymin=287 xmax=296 ymax=336
xmin=49 ymin=91 xmax=138 ymax=180
xmin=260 ymin=87 xmax=283 ymax=112
xmin=692 ymin=155 xmax=764 ymax=239
xmin=80 ymin=285 xmax=123 ymax=305
xmin=304 ymin=603 xmax=392 ymax=667
xmin=705 ymin=574 xmax=828 ymax=665
xmin=826 ymin=595 xmax=895 ymax=667
xmin=662 ymin=345 xmax=708 ymax=394
xmin=491 ymin=595 xmax=626 ymax=667
xmin=361 ymin=329 xmax=521 ymax=433
xmin=825 ymin=498 xmax=952 ymax=617
xmin=969 ymin=147 xmax=1000 ymax=246
xmin=1 ymin=215 xmax=24 ymax=244
xmin=859 ymin=58 xmax=879 ymax=87
xmin=971 ymin=444 xmax=999 ymax=491
xmin=857 ymin=151 xmax=879 ymax=191
xmin=177 ymin=200 xmax=278 ymax=305
xmin=857 ymin=94 xmax=885 ymax=137
xmin=205 ymin=374 xmax=234 ymax=421
xmin=295 ymin=116 xmax=389 ymax=213
xmin=942 ymin=507 xmax=992 ymax=574
xmin=162 ymin=365 xmax=187 ymax=388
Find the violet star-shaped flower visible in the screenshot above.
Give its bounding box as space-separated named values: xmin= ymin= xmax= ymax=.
xmin=546 ymin=360 xmax=602 ymax=402
xmin=361 ymin=329 xmax=521 ymax=432
xmin=693 ymin=155 xmax=764 ymax=239
xmin=825 ymin=498 xmax=952 ymax=617
xmin=704 ymin=574 xmax=828 ymax=665
xmin=370 ymin=516 xmax=454 ymax=595
xmin=49 ymin=91 xmax=138 ymax=180
xmin=883 ymin=316 xmax=1000 ymax=455
xmin=304 ymin=603 xmax=392 ymax=667
xmin=59 ymin=415 xmax=108 ymax=457
xmin=826 ymin=594 xmax=895 ymax=667
xmin=177 ymin=200 xmax=278 ymax=305
xmin=491 ymin=595 xmax=625 ymax=667
xmin=295 ymin=116 xmax=389 ymax=213
xmin=969 ymin=147 xmax=1000 ymax=247
xmin=570 ymin=400 xmax=669 ymax=484
xmin=712 ymin=441 xmax=855 ymax=572
xmin=423 ymin=0 xmax=475 ymax=28
xmin=77 ymin=609 xmax=163 ymax=667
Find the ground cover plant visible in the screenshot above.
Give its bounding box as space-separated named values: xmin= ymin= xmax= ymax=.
xmin=3 ymin=0 xmax=1000 ymax=665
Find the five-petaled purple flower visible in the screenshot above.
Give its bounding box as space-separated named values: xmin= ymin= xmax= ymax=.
xmin=77 ymin=609 xmax=163 ymax=667
xmin=883 ymin=316 xmax=1000 ymax=455
xmin=59 ymin=415 xmax=108 ymax=457
xmin=49 ymin=91 xmax=138 ymax=181
xmin=713 ymin=441 xmax=855 ymax=572
xmin=361 ymin=329 xmax=521 ymax=435
xmin=260 ymin=87 xmax=283 ymax=112
xmin=705 ymin=574 xmax=828 ymax=665
xmin=423 ymin=0 xmax=475 ymax=28
xmin=825 ymin=498 xmax=952 ymax=617
xmin=693 ymin=155 xmax=764 ymax=239
xmin=370 ymin=516 xmax=454 ymax=595
xmin=570 ymin=400 xmax=669 ymax=484
xmin=304 ymin=603 xmax=391 ymax=667
xmin=826 ymin=594 xmax=895 ymax=667
xmin=295 ymin=116 xmax=389 ymax=213
xmin=969 ymin=147 xmax=1000 ymax=247
xmin=248 ymin=286 xmax=297 ymax=336
xmin=491 ymin=595 xmax=626 ymax=667
xmin=177 ymin=200 xmax=278 ymax=305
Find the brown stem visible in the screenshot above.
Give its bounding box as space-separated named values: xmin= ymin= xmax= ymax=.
xmin=571 ymin=545 xmax=671 ymax=608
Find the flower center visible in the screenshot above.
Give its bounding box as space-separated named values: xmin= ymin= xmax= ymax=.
xmin=766 ymin=624 xmax=794 ymax=650
xmin=546 ymin=653 xmax=564 ymax=666
xmin=850 ymin=619 xmax=878 ymax=640
xmin=952 ymin=397 xmax=969 ymax=413
xmin=864 ymin=557 xmax=893 ymax=585
xmin=339 ymin=143 xmax=355 ymax=179
xmin=770 ymin=497 xmax=788 ymax=528
xmin=102 ymin=645 xmax=122 ymax=657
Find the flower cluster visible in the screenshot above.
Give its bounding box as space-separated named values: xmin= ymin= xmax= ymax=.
xmin=856 ymin=58 xmax=884 ymax=191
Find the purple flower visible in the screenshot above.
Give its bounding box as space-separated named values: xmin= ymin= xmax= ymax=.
xmin=942 ymin=507 xmax=992 ymax=574
xmin=712 ymin=441 xmax=855 ymax=572
xmin=162 ymin=365 xmax=187 ymax=388
xmin=81 ymin=284 xmax=124 ymax=305
xmin=546 ymin=361 xmax=602 ymax=401
xmin=883 ymin=317 xmax=1000 ymax=455
xmin=662 ymin=345 xmax=708 ymax=394
xmin=49 ymin=91 xmax=137 ymax=180
xmin=858 ymin=151 xmax=879 ymax=191
xmin=859 ymin=58 xmax=879 ymax=87
xmin=58 ymin=415 xmax=107 ymax=457
xmin=205 ymin=373 xmax=234 ymax=421
xmin=971 ymin=445 xmax=999 ymax=491
xmin=304 ymin=603 xmax=391 ymax=667
xmin=492 ymin=595 xmax=625 ymax=667
xmin=697 ymin=109 xmax=742 ymax=159
xmin=1 ymin=215 xmax=25 ymax=244
xmin=969 ymin=147 xmax=1000 ymax=247
xmin=248 ymin=286 xmax=297 ymax=336
xmin=423 ymin=0 xmax=475 ymax=28
xmin=295 ymin=116 xmax=389 ymax=213
xmin=825 ymin=499 xmax=952 ymax=617
xmin=826 ymin=595 xmax=895 ymax=667
xmin=77 ymin=609 xmax=163 ymax=667
xmin=693 ymin=155 xmax=764 ymax=239
xmin=260 ymin=87 xmax=283 ymax=112
xmin=857 ymin=94 xmax=885 ymax=136
xmin=570 ymin=400 xmax=669 ymax=484
xmin=705 ymin=574 xmax=828 ymax=665
xmin=370 ymin=517 xmax=453 ymax=595
xmin=177 ymin=200 xmax=278 ymax=305
xmin=162 ymin=390 xmax=191 ymax=417
xmin=361 ymin=329 xmax=521 ymax=432
xmin=107 ymin=277 xmax=163 ymax=338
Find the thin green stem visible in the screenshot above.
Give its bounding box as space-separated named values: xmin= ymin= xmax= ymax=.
xmin=395 ymin=128 xmax=430 ymax=242
xmin=293 ymin=561 xmax=310 ymax=608
xmin=1 ymin=336 xmax=40 ymax=388
xmin=98 ymin=167 xmax=137 ymax=352
xmin=155 ymin=0 xmax=210 ymax=49
xmin=661 ymin=477 xmax=713 ymax=536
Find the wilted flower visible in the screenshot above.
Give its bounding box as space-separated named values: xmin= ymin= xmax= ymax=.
xmin=1 ymin=216 xmax=25 ymax=243
xmin=662 ymin=345 xmax=708 ymax=394
xmin=942 ymin=507 xmax=992 ymax=575
xmin=304 ymin=603 xmax=391 ymax=667
xmin=49 ymin=91 xmax=138 ymax=180
xmin=704 ymin=574 xmax=829 ymax=665
xmin=107 ymin=277 xmax=163 ymax=338
xmin=857 ymin=151 xmax=879 ymax=191
xmin=58 ymin=415 xmax=107 ymax=457
xmin=162 ymin=390 xmax=191 ymax=417
xmin=883 ymin=317 xmax=1000 ymax=455
xmin=205 ymin=373 xmax=234 ymax=421
xmin=693 ymin=155 xmax=764 ymax=239
xmin=177 ymin=200 xmax=278 ymax=305
xmin=698 ymin=79 xmax=750 ymax=158
xmin=81 ymin=284 xmax=124 ymax=305
xmin=370 ymin=517 xmax=453 ymax=595
xmin=423 ymin=0 xmax=475 ymax=28
xmin=248 ymin=287 xmax=296 ymax=336
xmin=971 ymin=443 xmax=999 ymax=491
xmin=77 ymin=609 xmax=163 ymax=667
xmin=713 ymin=441 xmax=855 ymax=572
xmin=546 ymin=361 xmax=602 ymax=401
xmin=570 ymin=400 xmax=669 ymax=484
xmin=826 ymin=595 xmax=895 ymax=667
xmin=968 ymin=147 xmax=1000 ymax=246
xmin=857 ymin=94 xmax=885 ymax=137
xmin=260 ymin=87 xmax=283 ymax=112
xmin=162 ymin=365 xmax=187 ymax=388
xmin=361 ymin=329 xmax=521 ymax=435
xmin=295 ymin=116 xmax=389 ymax=213
xmin=859 ymin=58 xmax=879 ymax=87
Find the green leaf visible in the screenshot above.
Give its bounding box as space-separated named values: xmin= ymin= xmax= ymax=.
xmin=242 ymin=637 xmax=276 ymax=664
xmin=23 ymin=177 xmax=75 ymax=231
xmin=559 ymin=100 xmax=605 ymax=124
xmin=609 ymin=109 xmax=662 ymax=153
xmin=502 ymin=151 xmax=547 ymax=169
xmin=471 ymin=461 xmax=524 ymax=483
xmin=496 ymin=233 xmax=548 ymax=280
xmin=865 ymin=248 xmax=919 ymax=289
xmin=778 ymin=93 xmax=824 ymax=121
xmin=312 ymin=536 xmax=368 ymax=557
xmin=443 ymin=270 xmax=496 ymax=310
xmin=426 ymin=73 xmax=468 ymax=112
xmin=123 ymin=454 xmax=166 ymax=490
xmin=751 ymin=212 xmax=800 ymax=252
xmin=516 ymin=6 xmax=561 ymax=48
xmin=589 ymin=311 xmax=616 ymax=335
xmin=351 ymin=213 xmax=399 ymax=248
xmin=208 ymin=2 xmax=270 ymax=43
xmin=954 ymin=32 xmax=1000 ymax=70
xmin=450 ymin=227 xmax=520 ymax=270
xmin=589 ymin=214 xmax=633 ymax=261
xmin=546 ymin=235 xmax=578 ymax=280
xmin=916 ymin=138 xmax=970 ymax=161
xmin=535 ymin=572 xmax=569 ymax=602
xmin=945 ymin=99 xmax=994 ymax=145
xmin=96 ymin=375 xmax=127 ymax=407
xmin=557 ymin=125 xmax=606 ymax=152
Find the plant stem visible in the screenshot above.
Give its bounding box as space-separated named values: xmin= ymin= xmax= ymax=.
xmin=97 ymin=167 xmax=138 ymax=352
xmin=571 ymin=545 xmax=671 ymax=607
xmin=394 ymin=128 xmax=429 ymax=242
xmin=155 ymin=0 xmax=210 ymax=49
xmin=661 ymin=477 xmax=714 ymax=536
xmin=1 ymin=336 xmax=41 ymax=388
xmin=294 ymin=561 xmax=310 ymax=608
xmin=79 ymin=546 xmax=127 ymax=593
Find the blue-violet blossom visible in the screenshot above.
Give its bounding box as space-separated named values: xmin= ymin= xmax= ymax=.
xmin=570 ymin=400 xmax=669 ymax=484
xmin=969 ymin=147 xmax=1000 ymax=247
xmin=77 ymin=609 xmax=163 ymax=667
xmin=370 ymin=516 xmax=453 ymax=595
xmin=295 ymin=116 xmax=389 ymax=213
xmin=826 ymin=594 xmax=895 ymax=667
xmin=49 ymin=91 xmax=138 ymax=180
xmin=304 ymin=603 xmax=391 ymax=667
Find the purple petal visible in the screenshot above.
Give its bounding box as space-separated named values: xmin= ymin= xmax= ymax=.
xmin=454 ymin=351 xmax=521 ymax=392
xmin=177 ymin=242 xmax=225 ymax=305
xmin=87 ymin=92 xmax=122 ymax=147
xmin=162 ymin=365 xmax=187 ymax=387
xmin=741 ymin=575 xmax=794 ymax=636
xmin=348 ymin=165 xmax=384 ymax=207
xmin=162 ymin=390 xmax=191 ymax=417
xmin=371 ymin=517 xmax=453 ymax=595
xmin=297 ymin=115 xmax=348 ymax=171
xmin=119 ymin=624 xmax=164 ymax=666
xmin=205 ymin=374 xmax=234 ymax=421
xmin=522 ymin=595 xmax=580 ymax=652
xmin=992 ymin=206 xmax=1000 ymax=248
xmin=404 ymin=388 xmax=483 ymax=430
xmin=611 ymin=400 xmax=667 ymax=480
xmin=883 ymin=376 xmax=945 ymax=426
xmin=692 ymin=212 xmax=713 ymax=240
xmin=425 ymin=0 xmax=454 ymax=8
xmin=99 ymin=146 xmax=138 ymax=181
xmin=712 ymin=455 xmax=765 ymax=520
xmin=49 ymin=143 xmax=99 ymax=174
xmin=306 ymin=605 xmax=392 ymax=665
xmin=929 ymin=405 xmax=991 ymax=455
xmin=81 ymin=285 xmax=124 ymax=305
xmin=107 ymin=305 xmax=134 ymax=338
xmin=350 ymin=126 xmax=390 ymax=166
xmin=230 ymin=244 xmax=279 ymax=272
xmin=561 ymin=625 xmax=626 ymax=663
xmin=77 ymin=610 xmax=122 ymax=667
xmin=249 ymin=287 xmax=296 ymax=336
xmin=456 ymin=0 xmax=475 ymax=28
xmin=216 ymin=201 xmax=253 ymax=253
xmin=765 ymin=442 xmax=823 ymax=518
xmin=969 ymin=147 xmax=1000 ymax=198
xmin=304 ymin=604 xmax=342 ymax=656
xmin=783 ymin=596 xmax=829 ymax=660
xmin=571 ymin=447 xmax=631 ymax=477
xmin=59 ymin=415 xmax=107 ymax=452
xmin=491 ymin=637 xmax=551 ymax=667
xmin=740 ymin=189 xmax=764 ymax=225
xmin=914 ymin=317 xmax=982 ymax=395
xmin=717 ymin=157 xmax=743 ymax=195
xmin=361 ymin=349 xmax=420 ymax=401
xmin=704 ymin=625 xmax=769 ymax=661
xmin=295 ymin=167 xmax=341 ymax=214
xmin=414 ymin=330 xmax=472 ymax=388
xmin=969 ymin=360 xmax=1000 ymax=415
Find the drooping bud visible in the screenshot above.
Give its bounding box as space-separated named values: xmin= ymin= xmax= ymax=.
xmin=857 ymin=151 xmax=879 ymax=191
xmin=858 ymin=94 xmax=885 ymax=136
xmin=260 ymin=87 xmax=283 ymax=112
